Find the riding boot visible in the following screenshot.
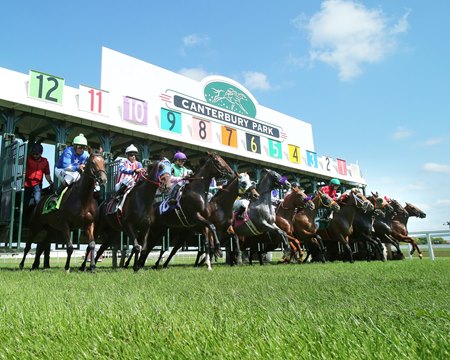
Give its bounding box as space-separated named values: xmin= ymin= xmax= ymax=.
xmin=114 ymin=183 xmax=128 ymax=198
xmin=55 ymin=181 xmax=68 ymax=197
xmin=236 ymin=205 xmax=246 ymax=220
xmin=167 ymin=184 xmax=181 ymax=206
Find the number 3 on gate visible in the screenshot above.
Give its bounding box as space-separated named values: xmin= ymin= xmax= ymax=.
xmin=28 ymin=70 xmax=64 ymax=104
xmin=160 ymin=108 xmax=182 ymax=134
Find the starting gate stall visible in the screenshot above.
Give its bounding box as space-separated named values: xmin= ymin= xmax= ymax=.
xmin=0 ymin=47 xmax=367 ymax=257
xmin=0 ymin=138 xmax=27 ymax=248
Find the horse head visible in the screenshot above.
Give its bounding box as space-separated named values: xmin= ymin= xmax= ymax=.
xmin=238 ymin=172 xmax=259 ymax=200
xmin=208 ymin=152 xmax=235 ymax=179
xmin=284 ymin=187 xmax=315 ymax=211
xmin=370 ymin=191 xmax=394 ymax=213
xmin=145 ymin=157 xmax=172 ymax=193
xmin=388 ymin=198 xmax=409 ymax=218
xmin=261 ymin=169 xmax=291 ymax=191
xmin=317 ymin=190 xmax=340 ymax=212
xmin=344 ymin=189 xmax=373 ymax=212
xmin=405 ymin=202 xmax=426 ymax=218
xmin=87 ymin=148 xmax=108 ymax=186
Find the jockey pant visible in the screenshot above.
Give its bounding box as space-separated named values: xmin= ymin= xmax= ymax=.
xmin=54 ymin=168 xmax=81 ymax=186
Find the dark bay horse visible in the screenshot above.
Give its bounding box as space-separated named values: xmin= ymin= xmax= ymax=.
xmin=349 ymin=193 xmax=391 ymax=261
xmin=293 ymin=190 xmax=340 ymax=263
xmin=80 ymin=157 xmax=172 ymax=271
xmin=232 ymin=169 xmax=292 ymax=265
xmin=136 ymin=152 xmax=235 ymax=270
xmin=390 ymin=202 xmax=426 ymax=259
xmin=152 ymin=172 xmax=259 ymax=270
xmin=372 ymin=198 xmax=407 ymax=259
xmin=317 ymin=189 xmax=373 ymax=263
xmin=19 ymin=148 xmax=107 ymax=271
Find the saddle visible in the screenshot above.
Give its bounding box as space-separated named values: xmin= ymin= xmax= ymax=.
xmin=106 ymin=197 xmax=121 ymax=215
xmin=42 ymin=187 xmax=69 ymax=214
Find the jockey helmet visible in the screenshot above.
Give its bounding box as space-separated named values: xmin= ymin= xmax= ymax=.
xmin=125 ymin=144 xmax=139 ymax=154
xmin=291 ymin=181 xmax=300 ymax=188
xmin=31 ymin=143 xmax=43 ymax=154
xmin=173 ymin=151 xmax=187 ymax=161
xmin=330 ymin=178 xmax=341 ymax=186
xmin=72 ymin=133 xmax=88 ymax=146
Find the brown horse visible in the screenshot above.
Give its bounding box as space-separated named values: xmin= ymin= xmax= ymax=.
xmin=317 ymin=189 xmax=373 ymax=263
xmin=152 ymin=172 xmax=259 ymax=270
xmin=80 ymin=157 xmax=172 ymax=271
xmin=19 ymin=148 xmax=107 ymax=271
xmin=272 ymin=187 xmax=315 ymax=263
xmin=136 ymin=152 xmax=235 ymax=270
xmin=390 ymin=202 xmax=426 ymax=259
xmin=293 ymin=190 xmax=340 ymax=263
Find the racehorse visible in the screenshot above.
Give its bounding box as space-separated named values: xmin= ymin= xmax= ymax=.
xmin=267 ymin=186 xmax=315 ymax=264
xmin=232 ymin=169 xmax=292 ymax=265
xmin=372 ymin=198 xmax=407 ymax=259
xmin=152 ymin=172 xmax=259 ymax=270
xmin=19 ymin=148 xmax=107 ymax=271
xmin=80 ymin=157 xmax=172 ymax=271
xmin=349 ymin=193 xmax=391 ymax=261
xmin=136 ymin=152 xmax=235 ymax=270
xmin=317 ymin=189 xmax=373 ymax=263
xmin=293 ymin=190 xmax=340 ymax=263
xmin=390 ymin=202 xmax=426 ymax=259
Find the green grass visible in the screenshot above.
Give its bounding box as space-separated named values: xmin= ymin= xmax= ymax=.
xmin=0 ymin=259 xmax=449 ymax=359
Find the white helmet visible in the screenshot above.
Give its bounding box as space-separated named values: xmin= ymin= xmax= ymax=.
xmin=125 ymin=144 xmax=138 ymax=154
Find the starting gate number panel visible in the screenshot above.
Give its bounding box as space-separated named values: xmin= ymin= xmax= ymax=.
xmin=268 ymin=139 xmax=282 ymax=159
xmin=78 ymin=85 xmax=109 ymax=116
xmin=307 ymin=150 xmax=318 ymax=168
xmin=192 ymin=118 xmax=212 ymax=142
xmin=288 ymin=144 xmax=301 ymax=164
xmin=123 ymin=96 xmax=148 ymax=125
xmin=221 ymin=126 xmax=238 ymax=148
xmin=28 ymin=70 xmax=64 ymax=104
xmin=245 ymin=133 xmax=261 ymax=154
xmin=160 ymin=108 xmax=182 ymax=134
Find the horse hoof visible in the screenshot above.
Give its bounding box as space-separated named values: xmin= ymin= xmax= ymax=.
xmin=419 ymin=253 xmax=423 ymax=260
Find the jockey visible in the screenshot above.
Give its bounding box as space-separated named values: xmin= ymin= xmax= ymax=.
xmin=319 ymin=178 xmax=341 ymax=223
xmin=167 ymin=151 xmax=192 ymax=205
xmin=233 ymin=174 xmax=257 ymax=220
xmin=320 ymin=178 xmax=340 ymax=200
xmin=54 ymin=133 xmax=89 ymax=196
xmin=114 ymin=144 xmax=144 ymax=197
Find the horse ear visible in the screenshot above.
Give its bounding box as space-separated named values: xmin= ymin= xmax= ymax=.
xmin=99 ymin=146 xmax=103 ymax=154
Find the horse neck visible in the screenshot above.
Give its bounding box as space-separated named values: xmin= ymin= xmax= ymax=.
xmin=253 ymin=175 xmax=273 ymax=206
xmin=132 ymin=178 xmax=159 ymax=207
xmin=74 ymin=168 xmax=96 ymax=204
xmin=302 ymin=195 xmax=321 ymax=218
xmin=186 ymin=164 xmax=214 ymax=196
xmin=337 ymin=201 xmax=359 ymax=223
xmin=277 ymin=193 xmax=298 ymax=219
xmin=210 ymin=177 xmax=238 ymax=211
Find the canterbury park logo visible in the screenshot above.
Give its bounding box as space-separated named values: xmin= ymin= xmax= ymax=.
xmin=204 ymin=82 xmax=257 ymax=118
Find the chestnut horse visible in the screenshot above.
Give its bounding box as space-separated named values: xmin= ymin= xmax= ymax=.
xmin=390 ymin=202 xmax=426 ymax=259
xmin=152 ymin=172 xmax=259 ymax=270
xmin=136 ymin=152 xmax=235 ymax=270
xmin=317 ymin=189 xmax=373 ymax=263
xmin=19 ymin=148 xmax=107 ymax=271
xmin=81 ymin=157 xmax=172 ymax=271
xmin=272 ymin=187 xmax=315 ymax=263
xmin=293 ymin=190 xmax=340 ymax=263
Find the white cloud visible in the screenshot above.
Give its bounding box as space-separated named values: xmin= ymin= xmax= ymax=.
xmin=423 ymin=163 xmax=450 ymax=174
xmin=182 ymin=34 xmax=209 ymax=47
xmin=302 ymin=0 xmax=409 ymax=81
xmin=242 ymin=71 xmax=272 ymax=91
xmin=391 ymin=126 xmax=412 ymax=140
xmin=422 ymin=137 xmax=443 ymax=146
xmin=178 ymin=67 xmax=210 ymax=81
xmin=436 ymin=199 xmax=450 ymax=206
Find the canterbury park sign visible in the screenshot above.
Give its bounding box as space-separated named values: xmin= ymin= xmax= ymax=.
xmin=168 ymin=80 xmax=281 ymax=139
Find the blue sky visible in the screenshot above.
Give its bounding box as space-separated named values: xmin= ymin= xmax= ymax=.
xmin=1 ymin=0 xmax=449 ymax=232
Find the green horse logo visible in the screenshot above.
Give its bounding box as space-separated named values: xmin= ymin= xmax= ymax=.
xmin=204 ymin=82 xmax=256 ymax=118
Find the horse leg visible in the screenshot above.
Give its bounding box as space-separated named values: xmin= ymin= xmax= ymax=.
xmin=31 ymin=242 xmax=45 ymax=270
xmin=43 ymin=241 xmax=51 ymax=269
xmin=162 ymin=243 xmax=182 ymax=269
xmin=19 ymin=241 xmax=32 ymax=269
xmin=61 ymin=228 xmax=73 ymax=273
